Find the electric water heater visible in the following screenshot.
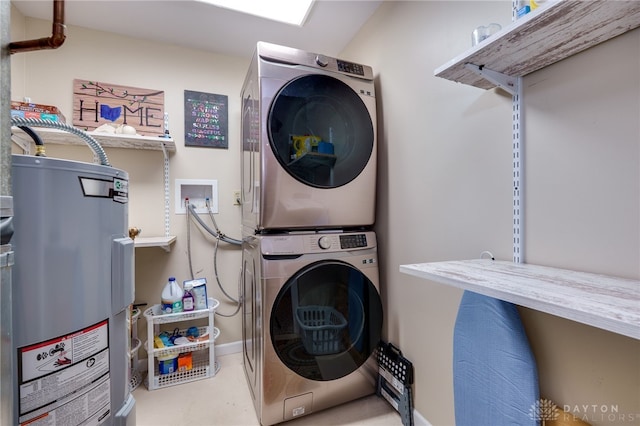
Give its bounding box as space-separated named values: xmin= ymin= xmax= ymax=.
xmin=11 ymin=154 xmax=135 ymax=425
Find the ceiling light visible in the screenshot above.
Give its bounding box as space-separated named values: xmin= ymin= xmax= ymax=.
xmin=196 ymin=0 xmax=315 ymax=26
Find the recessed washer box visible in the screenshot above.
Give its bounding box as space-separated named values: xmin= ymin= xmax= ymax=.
xmin=175 ymin=179 xmax=218 ymax=214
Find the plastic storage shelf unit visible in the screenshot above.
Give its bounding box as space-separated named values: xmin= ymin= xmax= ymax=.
xmin=129 ymin=307 xmax=143 ymax=391
xmin=144 ymin=298 xmax=220 ymax=390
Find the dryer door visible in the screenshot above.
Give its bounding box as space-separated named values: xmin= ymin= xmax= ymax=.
xmin=270 ymin=260 xmax=383 ymax=381
xmin=268 ymin=74 xmax=374 ymax=188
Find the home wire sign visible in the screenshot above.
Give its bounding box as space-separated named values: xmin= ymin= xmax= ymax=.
xmin=184 ymin=90 xmax=228 ymax=149
xmin=72 ymin=79 xmax=165 ymax=136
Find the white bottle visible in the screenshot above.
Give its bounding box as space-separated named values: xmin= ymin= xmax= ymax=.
xmin=161 ymin=277 xmax=183 ymax=314
xmin=182 ymin=282 xmax=195 ymax=312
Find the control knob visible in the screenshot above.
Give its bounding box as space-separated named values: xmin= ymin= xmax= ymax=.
xmin=318 ymin=236 xmax=331 ymax=249
xmin=315 ymin=55 xmax=329 ymax=67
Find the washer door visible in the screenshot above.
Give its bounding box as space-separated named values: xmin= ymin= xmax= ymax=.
xmin=268 ymin=74 xmax=374 ymax=188
xmin=270 ymin=260 xmax=382 ymax=381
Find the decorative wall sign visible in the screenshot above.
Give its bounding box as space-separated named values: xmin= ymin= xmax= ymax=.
xmin=73 ymin=79 xmax=165 ymax=136
xmin=184 ymin=90 xmax=228 ymax=149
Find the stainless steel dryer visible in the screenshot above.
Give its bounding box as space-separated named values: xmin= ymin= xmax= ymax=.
xmin=242 ymin=231 xmax=383 ymax=425
xmin=241 ymin=42 xmax=377 ymax=233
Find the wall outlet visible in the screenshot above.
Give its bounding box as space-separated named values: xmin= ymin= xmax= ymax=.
xmin=175 ymin=179 xmax=218 ymax=214
xmin=233 ymin=191 xmax=241 ymax=205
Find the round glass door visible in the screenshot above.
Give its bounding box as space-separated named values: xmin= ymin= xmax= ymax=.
xmin=268 ymin=74 xmax=374 ymax=188
xmin=270 ymin=260 xmax=383 ymax=381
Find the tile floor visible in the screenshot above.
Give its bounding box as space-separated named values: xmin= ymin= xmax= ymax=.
xmin=133 ymin=352 xmax=403 ymax=426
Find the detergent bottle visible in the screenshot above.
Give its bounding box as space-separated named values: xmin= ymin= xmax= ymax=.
xmin=161 ymin=277 xmax=183 ymax=314
xmin=182 ymin=281 xmax=195 ymax=312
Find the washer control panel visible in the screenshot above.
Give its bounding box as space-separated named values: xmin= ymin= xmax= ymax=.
xmin=262 ymin=231 xmax=375 ymax=255
xmin=309 ymin=232 xmax=372 ymax=252
xmin=337 ymin=59 xmax=365 ymax=76
xmin=339 ymin=234 xmax=368 ymax=249
xmin=318 ymin=236 xmax=332 ymax=249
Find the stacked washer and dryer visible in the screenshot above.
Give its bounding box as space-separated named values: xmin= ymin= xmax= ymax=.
xmin=240 ymin=42 xmax=383 ymax=425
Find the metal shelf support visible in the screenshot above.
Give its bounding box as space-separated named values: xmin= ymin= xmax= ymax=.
xmin=464 ymin=64 xmax=517 ymax=96
xmin=160 ymin=141 xmax=171 ymax=238
xmin=464 ymin=63 xmax=523 ymax=263
xmin=512 ymin=77 xmax=523 ymax=264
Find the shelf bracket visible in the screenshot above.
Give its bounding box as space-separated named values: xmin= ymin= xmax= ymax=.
xmin=160 ymin=141 xmax=171 ymax=238
xmin=512 ymin=77 xmax=524 ymax=264
xmin=466 ymin=61 xmax=523 ymax=263
xmin=464 ymin=63 xmax=518 ymax=96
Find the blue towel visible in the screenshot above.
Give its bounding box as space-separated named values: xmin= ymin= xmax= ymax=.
xmin=454 ymin=291 xmax=540 ymax=426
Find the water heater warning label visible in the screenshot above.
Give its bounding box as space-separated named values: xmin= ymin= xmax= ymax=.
xmin=78 ymin=176 xmax=129 ymax=204
xmin=17 ymin=320 xmax=111 ymax=425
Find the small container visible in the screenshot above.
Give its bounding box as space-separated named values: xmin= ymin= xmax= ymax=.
xmin=184 ymin=278 xmax=208 ymax=310
xmin=161 ymin=277 xmax=183 ymax=314
xmin=472 ymin=23 xmax=502 ymax=46
xmin=178 ymin=352 xmax=193 ymax=371
xmin=157 ymin=354 xmax=178 ymax=375
xmin=530 ymin=0 xmax=547 ymax=11
xmin=516 ymin=0 xmax=531 ymax=18
xmin=182 ymin=282 xmax=195 ymax=312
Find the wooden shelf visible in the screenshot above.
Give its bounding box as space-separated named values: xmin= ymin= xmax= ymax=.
xmin=400 ymin=260 xmax=640 ymax=340
xmin=134 ymin=236 xmax=177 ymax=252
xmin=11 ymin=127 xmax=175 ymax=152
xmin=435 ymin=0 xmax=640 ymax=90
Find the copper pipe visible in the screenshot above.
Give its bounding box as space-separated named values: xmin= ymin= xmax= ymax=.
xmin=9 ymin=0 xmax=66 ymax=54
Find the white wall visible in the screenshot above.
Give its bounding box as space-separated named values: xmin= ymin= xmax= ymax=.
xmin=10 ymin=10 xmax=249 ymax=349
xmin=342 ymin=1 xmax=639 ymax=425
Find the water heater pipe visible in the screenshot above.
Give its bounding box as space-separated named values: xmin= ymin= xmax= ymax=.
xmin=11 ymin=117 xmax=111 ymax=166
xmin=9 ymin=0 xmax=66 ymax=54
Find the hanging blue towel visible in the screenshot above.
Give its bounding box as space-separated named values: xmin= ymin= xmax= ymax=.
xmin=453 ymin=291 xmax=540 ymax=426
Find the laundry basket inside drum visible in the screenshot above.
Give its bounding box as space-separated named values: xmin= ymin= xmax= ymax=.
xmin=296 ymin=306 xmax=347 ymax=355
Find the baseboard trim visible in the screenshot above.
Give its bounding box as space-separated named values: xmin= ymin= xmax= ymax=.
xmin=413 ymin=409 xmax=432 ymax=426
xmin=215 ymin=339 xmax=243 ymax=356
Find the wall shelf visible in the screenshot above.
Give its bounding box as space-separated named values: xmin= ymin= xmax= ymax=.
xmin=11 ymin=127 xmax=175 ymax=152
xmin=400 ymin=260 xmax=640 ymax=340
xmin=425 ymin=0 xmax=640 ymax=342
xmin=12 ymin=125 xmax=176 ymax=241
xmin=435 ymin=0 xmax=640 ymax=90
xmin=134 ymin=236 xmax=177 ymax=252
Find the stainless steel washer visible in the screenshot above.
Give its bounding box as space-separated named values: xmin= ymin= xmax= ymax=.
xmin=242 ymin=230 xmax=383 ymax=425
xmin=241 ymin=42 xmax=377 ymax=233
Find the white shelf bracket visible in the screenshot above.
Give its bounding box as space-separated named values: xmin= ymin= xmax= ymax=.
xmin=464 ymin=63 xmax=518 ymax=96
xmin=465 ymin=63 xmax=523 ymax=262
xmin=512 ymin=77 xmax=524 ymax=264
xmin=160 ymin=141 xmax=171 ymax=238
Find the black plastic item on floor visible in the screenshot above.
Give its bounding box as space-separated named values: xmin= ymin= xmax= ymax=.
xmin=376 ymin=340 xmax=415 ymax=426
